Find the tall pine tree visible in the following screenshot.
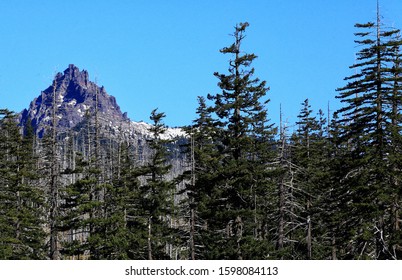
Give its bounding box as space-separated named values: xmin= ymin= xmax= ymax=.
xmin=0 ymin=110 xmax=46 ymax=259
xmin=132 ymin=109 xmax=176 ymax=259
xmin=205 ymin=22 xmax=276 ymax=259
xmin=335 ymin=4 xmax=402 ymax=259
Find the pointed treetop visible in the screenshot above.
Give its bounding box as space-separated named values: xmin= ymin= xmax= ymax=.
xmin=236 ymin=22 xmax=249 ymax=32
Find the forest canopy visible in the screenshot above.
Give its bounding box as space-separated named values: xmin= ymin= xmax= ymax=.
xmin=1 ymin=9 xmax=402 ymax=260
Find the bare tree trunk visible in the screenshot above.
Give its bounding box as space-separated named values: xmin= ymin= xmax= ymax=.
xmin=49 ymin=78 xmax=60 ymax=260
xmin=277 ymin=178 xmax=285 ymax=251
xmin=189 ymin=132 xmax=196 ymax=260
xmin=306 ymin=202 xmax=312 ymax=260
xmin=190 ymin=208 xmax=196 ymax=260
xmin=332 ymin=234 xmax=337 ymax=260
xmin=148 ymin=217 xmax=153 ymax=260
xmin=235 ymin=216 xmax=243 ymax=260
xmin=277 ymin=118 xmax=286 ymax=252
xmin=306 ymin=105 xmax=313 ymax=260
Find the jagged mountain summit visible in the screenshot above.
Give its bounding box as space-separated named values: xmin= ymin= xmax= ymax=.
xmin=20 ymin=64 xmax=185 ymax=139
xmin=20 ymin=64 xmax=129 ymax=137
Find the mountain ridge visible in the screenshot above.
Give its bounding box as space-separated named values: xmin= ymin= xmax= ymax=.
xmin=19 ymin=64 xmax=185 ymax=140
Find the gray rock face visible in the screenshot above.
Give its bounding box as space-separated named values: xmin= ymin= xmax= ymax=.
xmin=20 ymin=64 xmax=129 ymax=138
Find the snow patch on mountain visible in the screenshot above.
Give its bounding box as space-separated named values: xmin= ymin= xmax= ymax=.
xmin=131 ymin=121 xmax=186 ymax=140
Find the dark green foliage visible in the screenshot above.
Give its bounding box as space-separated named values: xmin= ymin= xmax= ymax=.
xmin=335 ymin=18 xmax=402 ymax=259
xmin=131 ymin=109 xmax=177 ymax=260
xmin=0 ymin=110 xmax=46 ymax=259
xmin=202 ymin=22 xmax=277 ymax=259
xmin=179 ymin=96 xmax=222 ymax=259
xmin=59 ymin=153 xmax=102 ymax=259
xmin=288 ymin=100 xmax=332 ymax=259
xmin=3 ymin=13 xmax=402 ymax=260
xmin=111 ymin=141 xmax=144 ymax=259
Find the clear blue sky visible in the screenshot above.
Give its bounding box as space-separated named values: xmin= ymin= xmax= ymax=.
xmin=1 ymin=0 xmax=402 ymax=128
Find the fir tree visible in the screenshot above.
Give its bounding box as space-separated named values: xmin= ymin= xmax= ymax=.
xmin=112 ymin=141 xmax=143 ymax=259
xmin=132 ymin=109 xmax=176 ymax=259
xmin=205 ymin=22 xmax=276 ymax=259
xmin=180 ymin=96 xmax=223 ymax=259
xmin=335 ymin=6 xmax=402 ymax=258
xmin=290 ymin=100 xmax=330 ymax=259
xmin=0 ymin=110 xmax=46 ymax=259
xmin=59 ymin=152 xmax=103 ymax=259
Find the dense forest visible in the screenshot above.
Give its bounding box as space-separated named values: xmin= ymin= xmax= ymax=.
xmin=2 ymin=10 xmax=402 ymax=260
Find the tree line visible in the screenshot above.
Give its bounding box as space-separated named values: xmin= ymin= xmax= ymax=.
xmin=1 ymin=13 xmax=402 ymax=259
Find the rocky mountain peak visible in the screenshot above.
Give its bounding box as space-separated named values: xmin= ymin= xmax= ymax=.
xmin=60 ymin=64 xmax=89 ymax=88
xmin=20 ymin=64 xmax=129 ymax=137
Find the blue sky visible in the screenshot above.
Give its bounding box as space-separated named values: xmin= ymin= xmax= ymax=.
xmin=1 ymin=0 xmax=402 ymax=129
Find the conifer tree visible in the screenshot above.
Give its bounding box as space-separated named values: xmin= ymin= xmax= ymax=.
xmin=131 ymin=109 xmax=176 ymax=259
xmin=292 ymin=99 xmax=318 ymax=259
xmin=0 ymin=110 xmax=46 ymax=259
xmin=180 ymin=96 xmax=223 ymax=259
xmin=206 ymin=22 xmax=276 ymax=259
xmin=322 ymin=112 xmax=350 ymax=259
xmin=59 ymin=152 xmax=102 ymax=259
xmin=335 ymin=5 xmax=402 ymax=258
xmin=290 ymin=100 xmax=330 ymax=259
xmin=387 ymin=40 xmax=402 ymax=258
xmin=111 ymin=141 xmax=143 ymax=259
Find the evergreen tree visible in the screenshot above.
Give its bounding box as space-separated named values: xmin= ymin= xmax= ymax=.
xmin=290 ymin=100 xmax=331 ymax=259
xmin=112 ymin=141 xmax=143 ymax=259
xmin=59 ymin=152 xmax=103 ymax=259
xmin=132 ymin=109 xmax=176 ymax=259
xmin=335 ymin=7 xmax=402 ymax=258
xmin=180 ymin=96 xmax=223 ymax=259
xmin=0 ymin=110 xmax=46 ymax=259
xmin=322 ymin=112 xmax=351 ymax=259
xmin=205 ymin=22 xmax=276 ymax=259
